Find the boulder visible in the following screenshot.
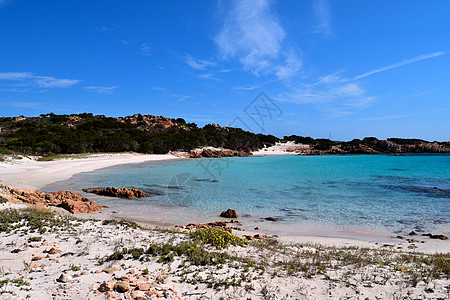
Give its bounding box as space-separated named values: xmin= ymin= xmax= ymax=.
xmin=0 ymin=185 xmax=102 ymax=214
xmin=220 ymin=209 xmax=238 ymax=218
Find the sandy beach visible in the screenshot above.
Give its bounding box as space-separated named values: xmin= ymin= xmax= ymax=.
xmin=0 ymin=153 xmax=180 ymax=190
xmin=1 ymin=153 xmax=449 ymax=299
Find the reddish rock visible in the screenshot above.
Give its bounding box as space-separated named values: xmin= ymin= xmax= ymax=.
xmin=220 ymin=209 xmax=238 ymax=218
xmin=264 ymin=217 xmax=278 ymax=222
xmin=189 ymin=148 xmax=252 ymax=158
xmin=99 ymin=281 xmax=116 ymax=292
xmin=114 ymin=281 xmax=130 ymax=293
xmin=0 ymin=185 xmax=102 ymax=214
xmin=82 ymin=187 xmax=150 ymax=199
xmin=136 ymin=282 xmax=151 ymax=291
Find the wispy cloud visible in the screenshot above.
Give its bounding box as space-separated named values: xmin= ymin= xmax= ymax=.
xmin=185 ymin=54 xmax=216 ymax=70
xmin=353 ymin=51 xmax=446 ymax=80
xmin=0 ymin=0 xmax=9 ymax=9
xmin=139 ymin=43 xmax=152 ymax=56
xmin=278 ymin=74 xmax=375 ymax=117
xmin=84 ymin=86 xmax=118 ymax=95
xmin=151 ymin=86 xmax=166 ymax=91
xmin=0 ymin=72 xmax=80 ymax=89
xmin=232 ymin=85 xmax=260 ymax=91
xmin=312 ymin=0 xmax=332 ymax=37
xmin=215 ymin=0 xmax=301 ymax=79
xmin=360 ymin=108 xmax=450 ymax=121
xmin=4 ymin=102 xmax=41 ymax=109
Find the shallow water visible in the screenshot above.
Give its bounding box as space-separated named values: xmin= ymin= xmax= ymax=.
xmin=45 ymin=154 xmax=450 ymax=237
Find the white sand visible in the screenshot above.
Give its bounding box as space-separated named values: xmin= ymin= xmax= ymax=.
xmin=0 ymin=153 xmax=180 ymax=190
xmin=0 ymin=215 xmax=448 ymax=300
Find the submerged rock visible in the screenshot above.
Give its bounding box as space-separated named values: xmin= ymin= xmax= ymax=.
xmin=82 ymin=187 xmax=150 ymax=199
xmin=220 ymin=209 xmax=238 ymax=218
xmin=264 ymin=217 xmax=278 ymax=222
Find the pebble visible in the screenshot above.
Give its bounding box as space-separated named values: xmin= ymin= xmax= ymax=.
xmin=57 ymin=273 xmax=74 ymax=283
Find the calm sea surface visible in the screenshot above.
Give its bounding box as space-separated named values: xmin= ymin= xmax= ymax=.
xmin=45 ymin=154 xmax=450 ymax=237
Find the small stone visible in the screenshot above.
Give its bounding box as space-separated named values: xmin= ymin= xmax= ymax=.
xmin=156 ymin=274 xmax=168 ymax=283
xmin=64 ymin=289 xmax=71 ymax=295
xmin=57 ymin=273 xmax=74 ymax=283
xmin=114 ymin=281 xmax=130 ymax=293
xmin=90 ymin=284 xmax=99 ymax=291
xmin=95 ymin=270 xmax=102 ymax=274
xmin=106 ymin=291 xmax=118 ymax=300
xmin=131 ymin=291 xmax=139 ymax=298
xmin=99 ymin=280 xmax=116 ymax=292
xmin=42 ymin=241 xmax=50 ymax=246
xmin=137 ymin=282 xmax=151 ymax=291
xmin=408 ymin=231 xmax=417 ymax=236
xmin=129 ymin=268 xmax=138 ymax=274
xmin=32 ymin=255 xmax=45 ymax=261
xmin=103 ymin=267 xmax=119 ymax=274
xmin=264 ymin=217 xmax=277 ymax=222
xmin=48 ymin=246 xmax=62 ymax=255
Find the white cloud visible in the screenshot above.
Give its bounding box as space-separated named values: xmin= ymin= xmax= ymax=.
xmin=0 ymin=72 xmax=80 ymax=89
xmin=140 ymin=43 xmax=152 ymax=56
xmin=353 ymin=51 xmax=446 ymax=80
xmin=312 ymin=0 xmax=332 ymax=37
xmin=35 ymin=77 xmax=80 ymax=88
xmin=84 ymin=86 xmax=118 ymax=95
xmin=276 ymin=49 xmax=303 ymax=80
xmin=185 ymin=54 xmax=216 ymax=70
xmin=215 ymin=0 xmax=301 ymax=78
xmin=0 ymin=72 xmax=32 ymax=80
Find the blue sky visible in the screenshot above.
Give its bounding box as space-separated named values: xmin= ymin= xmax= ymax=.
xmin=1 ymin=0 xmax=449 ymax=141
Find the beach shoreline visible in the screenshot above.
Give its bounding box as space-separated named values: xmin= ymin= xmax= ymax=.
xmin=0 ymin=153 xmax=181 ymax=190
xmin=1 ymin=152 xmax=449 ymax=253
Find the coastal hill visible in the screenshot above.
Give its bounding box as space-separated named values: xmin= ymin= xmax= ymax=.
xmin=0 ymin=113 xmax=449 ymax=157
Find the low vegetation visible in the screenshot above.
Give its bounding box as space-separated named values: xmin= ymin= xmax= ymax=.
xmin=0 ymin=208 xmax=82 ymax=234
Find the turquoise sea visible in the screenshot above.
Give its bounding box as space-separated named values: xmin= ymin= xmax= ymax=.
xmin=45 ymin=154 xmax=450 ymax=237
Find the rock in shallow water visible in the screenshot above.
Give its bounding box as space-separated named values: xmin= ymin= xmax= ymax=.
xmin=220 ymin=209 xmax=238 ymax=218
xmin=82 ymin=187 xmax=150 ymax=199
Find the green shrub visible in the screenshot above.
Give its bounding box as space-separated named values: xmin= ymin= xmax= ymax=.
xmin=0 ymin=146 xmax=12 ymax=155
xmin=191 ymin=228 xmax=248 ymax=249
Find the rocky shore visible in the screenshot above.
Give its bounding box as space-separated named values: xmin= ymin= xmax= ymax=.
xmin=296 ymin=139 xmax=450 ymax=155
xmin=0 ymin=184 xmax=102 ymax=214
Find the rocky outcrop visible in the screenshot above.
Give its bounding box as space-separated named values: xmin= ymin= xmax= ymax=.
xmin=189 ymin=148 xmax=252 ymax=158
xmin=0 ymin=185 xmax=102 ymax=214
xmin=82 ymin=187 xmax=150 ymax=199
xmin=297 ymin=140 xmax=450 ymax=155
xmin=220 ymin=209 xmax=238 ymax=218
